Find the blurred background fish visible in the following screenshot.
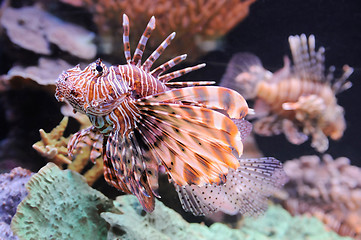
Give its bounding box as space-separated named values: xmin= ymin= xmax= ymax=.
xmin=220 ymin=34 xmax=354 ymax=152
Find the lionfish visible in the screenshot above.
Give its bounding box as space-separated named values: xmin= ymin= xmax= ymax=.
xmin=221 ymin=34 xmax=353 ymax=152
xmin=55 ymin=14 xmax=287 ymax=216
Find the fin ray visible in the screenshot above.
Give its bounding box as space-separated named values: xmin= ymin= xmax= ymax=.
xmin=140 ymin=86 xmax=249 ymax=119
xmin=175 ymin=157 xmax=287 ymax=216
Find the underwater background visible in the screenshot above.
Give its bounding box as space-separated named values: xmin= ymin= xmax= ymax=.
xmin=0 ymin=0 xmax=361 ymax=239
xmin=201 ymin=0 xmax=361 ymax=164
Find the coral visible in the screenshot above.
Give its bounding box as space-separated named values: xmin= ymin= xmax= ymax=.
xmin=9 ymin=164 xmax=349 ymax=240
xmin=11 ymin=163 xmax=116 ymax=240
xmin=0 ymin=5 xmax=96 ymax=59
xmin=32 ymin=117 xmax=103 ymax=185
xmin=0 ymin=167 xmax=33 ymax=240
xmin=103 ymin=196 xmax=350 ymax=240
xmin=60 ymin=0 xmax=256 ymax=60
xmin=0 ymin=167 xmax=33 ymax=224
xmin=282 ymin=154 xmax=361 ymax=239
xmin=240 ymin=204 xmax=352 ymax=240
xmin=0 ymin=221 xmax=18 ymax=240
xmin=1 ymin=58 xmax=73 ymax=89
xmin=32 ymin=117 xmax=72 ymax=167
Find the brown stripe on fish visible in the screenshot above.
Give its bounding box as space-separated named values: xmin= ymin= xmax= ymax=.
xmin=122 ymin=14 xmax=131 ymax=63
xmin=159 ymin=63 xmax=206 ymax=83
xmin=151 ymin=54 xmax=187 ymax=78
xmin=132 ymin=16 xmax=155 ymax=66
xmin=143 ymin=32 xmax=176 ymax=72
xmin=183 ymin=163 xmax=201 ymax=185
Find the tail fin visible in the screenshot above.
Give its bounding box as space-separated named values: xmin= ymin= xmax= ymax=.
xmin=220 ymin=53 xmax=270 ymax=99
xmin=175 ymin=157 xmax=288 ymax=216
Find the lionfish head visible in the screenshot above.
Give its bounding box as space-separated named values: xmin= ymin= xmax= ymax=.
xmin=55 ymin=59 xmax=110 ymax=114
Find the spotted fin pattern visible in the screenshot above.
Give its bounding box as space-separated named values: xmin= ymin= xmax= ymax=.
xmin=175 ymin=157 xmax=288 ymax=216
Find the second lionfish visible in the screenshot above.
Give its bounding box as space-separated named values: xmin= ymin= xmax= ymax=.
xmin=55 ymin=14 xmax=287 ymax=216
xmin=221 ymin=34 xmax=353 ymax=152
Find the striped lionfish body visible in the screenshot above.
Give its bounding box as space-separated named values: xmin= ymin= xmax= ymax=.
xmin=55 ymin=14 xmax=287 ymax=215
xmin=221 ymin=34 xmax=353 ymax=152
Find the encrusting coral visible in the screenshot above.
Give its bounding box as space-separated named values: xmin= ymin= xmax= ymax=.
xmin=0 ymin=167 xmax=33 ymax=240
xmin=32 ymin=117 xmax=103 ymax=185
xmin=282 ymin=154 xmax=361 ymax=239
xmin=0 ymin=5 xmax=96 ymax=59
xmin=11 ymin=163 xmax=116 ymax=240
xmin=104 ymin=196 xmax=351 ymax=240
xmin=10 ymin=163 xmax=350 ymax=240
xmin=60 ymin=0 xmax=256 ymax=60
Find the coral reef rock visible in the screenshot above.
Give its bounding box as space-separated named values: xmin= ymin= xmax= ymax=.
xmin=283 ymin=154 xmax=361 ymax=239
xmin=60 ymin=0 xmax=256 ymax=60
xmin=104 ymin=196 xmax=350 ymax=240
xmin=240 ymin=205 xmax=352 ymax=240
xmin=9 ymin=162 xmax=350 ymax=240
xmin=0 ymin=221 xmax=18 ymax=240
xmin=2 ymin=58 xmax=73 ymax=88
xmin=1 ymin=5 xmax=96 ymax=59
xmin=0 ymin=167 xmax=33 ymax=224
xmin=11 ymin=163 xmax=115 ymax=240
xmin=0 ymin=167 xmax=33 ymax=240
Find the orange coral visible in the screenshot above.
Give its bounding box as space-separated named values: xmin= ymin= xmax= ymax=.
xmin=32 ymin=117 xmax=103 ymax=186
xmin=60 ymin=0 xmax=256 ymax=61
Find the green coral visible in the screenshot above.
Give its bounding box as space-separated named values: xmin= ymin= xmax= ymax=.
xmin=10 ymin=163 xmax=351 ymax=240
xmin=102 ymin=196 xmax=351 ymax=240
xmin=11 ymin=163 xmax=115 ymax=240
xmin=241 ymin=205 xmax=353 ymax=240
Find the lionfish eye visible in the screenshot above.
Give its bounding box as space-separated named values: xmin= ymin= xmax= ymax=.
xmin=96 ymin=65 xmax=103 ymax=73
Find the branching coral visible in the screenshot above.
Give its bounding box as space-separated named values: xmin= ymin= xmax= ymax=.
xmin=0 ymin=5 xmax=96 ymax=59
xmin=60 ymin=0 xmax=256 ymax=60
xmin=32 ymin=117 xmax=103 ymax=185
xmin=32 ymin=117 xmax=72 ymax=167
xmin=282 ymin=155 xmax=361 ymax=239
